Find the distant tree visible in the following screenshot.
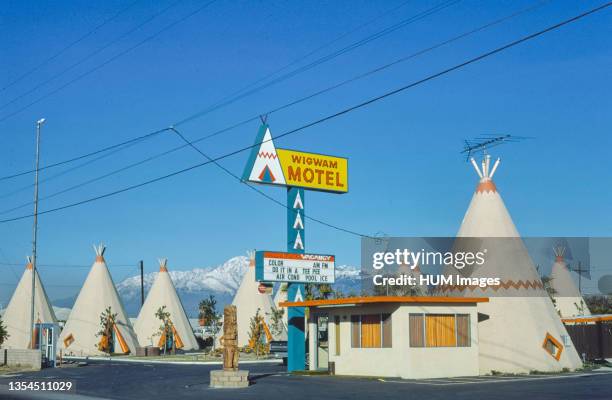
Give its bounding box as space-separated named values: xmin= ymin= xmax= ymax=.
xmin=96 ymin=306 xmax=117 ymax=354
xmin=198 ymin=295 xmax=221 ymax=350
xmin=318 ymin=284 xmax=333 ymax=299
xmin=372 ymin=274 xmax=424 ymax=296
xmin=0 ymin=314 xmax=9 ymax=346
xmin=267 ymin=307 xmax=285 ymax=338
xmin=155 ymin=305 xmax=174 ymax=355
xmin=305 ymin=284 xmax=316 ymax=300
xmin=248 ymin=308 xmax=268 ymax=357
xmin=585 ymin=295 xmax=612 ymax=314
xmin=304 ymin=283 xmax=336 ymax=300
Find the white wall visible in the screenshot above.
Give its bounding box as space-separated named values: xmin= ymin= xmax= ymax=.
xmin=322 ymin=303 xmax=479 ymax=379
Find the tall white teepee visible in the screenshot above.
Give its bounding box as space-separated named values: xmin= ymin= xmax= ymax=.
xmin=442 ymin=155 xmax=582 ymax=374
xmin=231 ymin=250 xmax=277 ymax=347
xmin=59 ymin=245 xmax=138 ymax=356
xmin=134 ymin=259 xmax=198 ymax=350
xmin=2 ymin=257 xmax=57 ymax=349
xmin=550 ymin=247 xmax=591 ymax=318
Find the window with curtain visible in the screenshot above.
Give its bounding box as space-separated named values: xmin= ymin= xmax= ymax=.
xmin=409 ymin=313 xmax=471 ymax=348
xmin=350 ymin=313 xmax=393 ymax=348
xmin=361 ymin=314 xmax=381 ymax=348
xmin=409 ymin=314 xmax=425 ymax=347
xmin=426 ymin=314 xmax=456 ymax=347
xmin=456 ymin=314 xmax=470 ymax=347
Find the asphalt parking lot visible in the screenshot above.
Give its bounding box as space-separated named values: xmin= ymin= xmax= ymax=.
xmin=1 ymin=361 xmax=612 ymax=400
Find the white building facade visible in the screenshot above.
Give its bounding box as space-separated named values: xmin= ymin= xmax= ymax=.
xmin=284 ymin=296 xmax=485 ymax=379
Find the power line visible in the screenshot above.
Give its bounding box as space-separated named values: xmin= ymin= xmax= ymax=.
xmin=0 ymin=0 xmax=141 ymax=93
xmin=0 ymin=135 xmax=148 ymax=200
xmin=0 ymin=0 xmax=216 ymax=123
xmin=0 ymin=0 xmax=544 ymax=187
xmin=172 ymin=0 xmax=415 ymax=126
xmin=173 ymin=0 xmax=461 ymax=126
xmin=0 ymin=261 xmax=136 ymax=268
xmin=0 ymin=2 xmax=606 ymax=224
xmin=0 ymin=0 xmax=183 ymax=112
xmin=0 ymin=120 xmax=258 ymax=216
xmin=0 ymin=128 xmax=170 ymax=183
xmin=0 ymin=0 xmax=449 ymax=178
xmin=169 ymin=127 xmax=371 ymax=238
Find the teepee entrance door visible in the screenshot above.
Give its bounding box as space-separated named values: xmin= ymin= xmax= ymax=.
xmin=165 ymin=330 xmax=175 ymax=353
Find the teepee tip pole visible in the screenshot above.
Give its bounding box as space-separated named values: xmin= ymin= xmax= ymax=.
xmin=489 ymin=158 xmax=500 ymax=179
xmin=470 ymin=157 xmax=483 ymax=179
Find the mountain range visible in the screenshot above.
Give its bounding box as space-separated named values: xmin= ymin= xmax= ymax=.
xmin=53 ymin=255 xmax=361 ymax=318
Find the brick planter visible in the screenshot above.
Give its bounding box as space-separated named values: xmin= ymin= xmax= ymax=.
xmin=210 ymin=370 xmax=250 ymax=388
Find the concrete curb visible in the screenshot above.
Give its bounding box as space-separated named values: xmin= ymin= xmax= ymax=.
xmin=63 ymin=356 xmax=282 ymax=366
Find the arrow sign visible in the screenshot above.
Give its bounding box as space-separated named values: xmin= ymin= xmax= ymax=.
xmin=293 ymin=211 xmax=304 ymax=230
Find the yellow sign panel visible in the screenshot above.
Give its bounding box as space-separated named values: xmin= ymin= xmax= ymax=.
xmin=276 ymin=149 xmax=348 ymax=193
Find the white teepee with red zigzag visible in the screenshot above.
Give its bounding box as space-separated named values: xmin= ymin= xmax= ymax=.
xmin=133 ymin=258 xmax=198 ymax=350
xmin=445 ymin=155 xmax=582 ymax=374
xmin=60 ymin=245 xmax=138 ymax=356
xmin=231 ymin=250 xmax=284 ymax=347
xmin=550 ymin=246 xmax=591 ymax=318
xmin=1 ymin=257 xmax=57 ymax=349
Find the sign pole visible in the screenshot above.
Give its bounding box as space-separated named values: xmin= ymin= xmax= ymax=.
xmin=242 ymin=122 xmax=346 ymax=372
xmin=286 ymin=187 xmax=305 ymax=371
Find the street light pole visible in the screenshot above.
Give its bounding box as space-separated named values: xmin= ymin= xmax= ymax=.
xmin=29 ymin=118 xmax=44 ymax=349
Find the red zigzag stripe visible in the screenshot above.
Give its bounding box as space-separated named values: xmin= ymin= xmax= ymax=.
xmin=437 ymin=279 xmax=544 ymax=293
xmin=258 ymin=151 xmax=277 ymax=159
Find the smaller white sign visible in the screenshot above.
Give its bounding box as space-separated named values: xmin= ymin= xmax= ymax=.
xmin=256 ymin=251 xmax=335 ymax=284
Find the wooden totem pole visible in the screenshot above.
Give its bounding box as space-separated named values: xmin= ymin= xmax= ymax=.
xmin=222 ymin=305 xmax=239 ymax=371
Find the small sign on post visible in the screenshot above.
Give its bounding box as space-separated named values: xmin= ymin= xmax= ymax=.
xmin=255 ymin=251 xmax=335 ymax=284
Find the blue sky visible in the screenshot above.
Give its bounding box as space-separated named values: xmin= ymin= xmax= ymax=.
xmin=0 ymin=0 xmax=610 ymax=304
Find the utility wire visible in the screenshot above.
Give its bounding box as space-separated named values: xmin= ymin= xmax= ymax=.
xmin=173 ymin=0 xmax=461 ymax=126
xmin=0 ymin=261 xmax=136 ymax=268
xmin=0 ymin=0 xmax=184 ymax=112
xmin=172 ymin=0 xmax=414 ymax=126
xmin=0 ymin=129 xmax=170 ymax=183
xmin=0 ymin=2 xmax=606 ymax=225
xmin=0 ymin=121 xmax=256 ymax=215
xmin=0 ymin=136 xmax=148 ymax=200
xmin=0 ymin=1 xmax=216 ymax=123
xmin=0 ymin=0 xmax=141 ymax=93
xmin=0 ymin=0 xmax=446 ymax=176
xmin=170 ymin=127 xmax=371 ymax=238
xmin=0 ymin=0 xmax=542 ymax=185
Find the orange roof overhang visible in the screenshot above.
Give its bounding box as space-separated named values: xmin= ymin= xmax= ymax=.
xmin=280 ymin=296 xmax=489 ymax=308
xmin=561 ymin=315 xmax=612 ymax=324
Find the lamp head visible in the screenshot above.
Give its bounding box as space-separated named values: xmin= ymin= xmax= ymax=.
xmin=36 ymin=118 xmax=45 ymax=125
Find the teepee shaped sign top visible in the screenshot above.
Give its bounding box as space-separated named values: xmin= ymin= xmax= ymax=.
xmin=242 ymin=123 xmax=348 ymax=193
xmin=243 ymin=125 xmax=286 ymax=185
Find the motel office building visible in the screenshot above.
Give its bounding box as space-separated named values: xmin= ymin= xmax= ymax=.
xmin=283 ymin=296 xmax=487 ymax=379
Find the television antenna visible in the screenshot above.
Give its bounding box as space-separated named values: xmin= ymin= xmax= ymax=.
xmin=461 ymin=134 xmax=530 ymax=161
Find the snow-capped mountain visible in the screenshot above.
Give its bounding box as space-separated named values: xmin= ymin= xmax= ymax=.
xmin=116 ymin=255 xmax=249 ymax=300
xmin=54 ymin=255 xmax=361 ymax=318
